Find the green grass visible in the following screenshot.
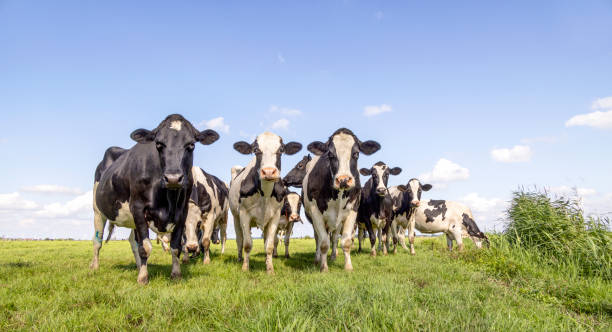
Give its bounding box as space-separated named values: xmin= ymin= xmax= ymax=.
xmin=1 ymin=238 xmax=610 ymax=331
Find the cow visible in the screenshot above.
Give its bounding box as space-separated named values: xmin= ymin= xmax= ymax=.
xmin=389 ymin=179 xmax=489 ymax=254
xmin=183 ymin=166 xmax=229 ymax=264
xmin=282 ymin=155 xmax=311 ymax=188
xmin=388 ymin=178 xmax=431 ymax=254
xmin=302 ymin=128 xmax=381 ymax=272
xmin=356 ymin=162 xmax=402 ymax=256
xmin=273 ymin=191 xmax=302 ymax=258
xmin=229 ymin=132 xmax=302 ymax=273
xmin=90 ymin=114 xmax=219 ymax=284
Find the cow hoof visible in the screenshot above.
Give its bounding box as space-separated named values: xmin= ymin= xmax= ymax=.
xmin=266 ymin=268 xmax=274 ymax=275
xmin=137 ymin=275 xmax=148 ymax=285
xmin=89 ymin=262 xmax=99 ymax=270
xmin=345 ymin=265 xmax=353 ymax=272
xmin=410 ymin=252 xmax=416 ymax=256
xmin=320 ymin=266 xmax=329 ymax=273
xmin=203 ymin=257 xmax=211 ymax=265
xmin=285 ymin=254 xmax=290 ymax=259
xmin=242 ymin=263 xmax=249 ymax=271
xmin=371 ymin=251 xmax=377 ymax=257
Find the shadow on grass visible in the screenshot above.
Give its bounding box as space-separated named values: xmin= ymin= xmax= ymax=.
xmin=1 ymin=262 xmax=32 ymax=268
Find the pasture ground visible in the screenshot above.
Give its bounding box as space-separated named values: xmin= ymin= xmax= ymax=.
xmin=1 ymin=238 xmax=610 ymax=331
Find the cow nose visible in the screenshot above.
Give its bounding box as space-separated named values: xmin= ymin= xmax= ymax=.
xmin=260 ymin=167 xmax=280 ymax=181
xmin=289 ymin=214 xmax=300 ymax=222
xmin=411 ymin=201 xmax=420 ymax=207
xmin=376 ymin=188 xmax=386 ymax=196
xmin=164 ymin=173 xmax=183 ymax=189
xmin=186 ymin=242 xmax=198 ymax=253
xmin=335 ymin=175 xmax=353 ymax=189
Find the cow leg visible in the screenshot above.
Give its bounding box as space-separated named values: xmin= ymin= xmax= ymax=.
xmin=89 ymin=212 xmax=107 ymax=270
xmin=366 ymin=222 xmax=376 ymax=257
xmin=455 ymin=233 xmax=464 ymax=252
xmin=408 ymin=217 xmax=416 ymax=255
xmin=312 ymin=218 xmax=330 ymax=272
xmin=134 ymin=219 xmax=152 ymax=285
xmin=263 ymin=220 xmax=278 ymax=274
xmin=128 ymin=230 xmax=142 ymax=268
xmin=233 ymin=212 xmax=243 ymax=262
xmin=273 ymin=231 xmax=279 ymax=258
xmin=284 ymin=222 xmax=293 ymax=258
xmin=446 ymin=234 xmax=453 ymax=251
xmin=314 ymin=230 xmax=321 ymax=264
xmin=182 ymin=242 xmax=190 ymax=263
xmin=201 ymin=213 xmax=215 ymax=264
xmin=330 ymin=230 xmax=338 ymax=262
xmin=239 ymin=210 xmax=252 ymax=271
xmin=357 ymin=226 xmax=364 ymax=253
xmin=379 ymin=228 xmax=388 ymax=256
xmin=169 ymin=229 xmax=183 ymax=280
xmin=220 ymin=221 xmax=227 ymax=254
xmin=398 ymin=226 xmax=409 ymax=250
xmin=341 ymin=210 xmax=357 ymax=271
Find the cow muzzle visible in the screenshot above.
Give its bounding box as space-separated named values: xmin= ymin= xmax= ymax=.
xmin=163 ymin=173 xmax=184 ymax=189
xmin=411 ymin=200 xmax=420 ymax=207
xmin=185 ymin=242 xmax=199 ymax=253
xmin=289 ymin=214 xmax=301 ymax=222
xmin=376 ymin=187 xmax=387 ymax=196
xmin=260 ymin=167 xmax=280 ymax=181
xmin=334 ymin=175 xmax=354 ymax=190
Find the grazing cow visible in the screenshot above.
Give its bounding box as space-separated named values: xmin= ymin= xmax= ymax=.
xmin=183 ymin=166 xmax=229 ymax=264
xmin=302 ymin=128 xmax=381 ymax=272
xmin=273 ymin=192 xmax=302 ymax=258
xmin=90 ymin=114 xmax=219 ymax=284
xmin=229 ymin=132 xmax=302 ymax=273
xmin=356 ymin=162 xmax=402 ymax=256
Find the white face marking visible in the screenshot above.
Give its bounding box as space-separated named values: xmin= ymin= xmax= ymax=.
xmin=170 ymin=120 xmax=182 ymax=131
xmin=372 ymin=164 xmax=387 ymax=192
xmin=332 ymin=133 xmax=356 ymax=179
xmin=287 ymin=193 xmax=301 ymax=217
xmin=257 ymin=132 xmax=282 ymax=171
xmin=408 ymin=179 xmax=420 ymax=204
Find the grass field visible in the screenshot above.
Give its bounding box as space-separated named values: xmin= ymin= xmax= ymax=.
xmin=1 ymin=237 xmax=610 ymax=331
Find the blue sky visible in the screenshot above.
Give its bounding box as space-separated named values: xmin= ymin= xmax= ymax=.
xmin=1 ymin=1 xmax=611 ymax=239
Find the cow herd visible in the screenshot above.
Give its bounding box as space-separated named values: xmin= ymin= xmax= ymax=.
xmin=90 ymin=114 xmax=488 ymax=284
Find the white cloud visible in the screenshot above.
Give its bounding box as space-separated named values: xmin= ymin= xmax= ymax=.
xmin=35 ymin=190 xmax=92 ymax=218
xmin=550 ymin=186 xmax=597 ymax=198
xmin=491 ymin=145 xmax=532 ymax=163
xmin=363 ymin=104 xmax=392 ymax=117
xmin=565 ymin=96 xmax=612 ymax=129
xmin=277 ymin=53 xmax=285 ymax=63
xmin=269 ymin=105 xmax=302 ymax=116
xmin=461 ymin=193 xmax=504 ymax=213
xmin=591 ymin=96 xmax=612 ymax=110
xmin=420 ymin=158 xmax=470 ymax=183
xmin=21 ymin=185 xmax=82 ymax=195
xmin=460 ymin=193 xmax=508 ymax=232
xmin=200 ymin=117 xmax=230 ymax=133
xmin=271 ymin=118 xmax=290 ymax=130
xmin=0 ymin=192 xmax=39 ymax=211
xmin=565 ymin=110 xmax=612 ymax=129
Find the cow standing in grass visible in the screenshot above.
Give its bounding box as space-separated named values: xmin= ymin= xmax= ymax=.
xmin=273 ymin=191 xmax=302 ymax=258
xmin=91 ymin=114 xmax=219 ymax=284
xmin=302 ymin=128 xmax=380 ymax=272
xmin=229 ymin=132 xmax=302 ymax=273
xmin=183 ymin=166 xmax=229 ymax=264
xmin=356 ymin=162 xmax=402 ymax=256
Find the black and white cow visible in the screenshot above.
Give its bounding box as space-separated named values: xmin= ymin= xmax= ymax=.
xmin=390 ymin=179 xmax=489 ymax=254
xmin=183 ymin=166 xmax=229 ymax=264
xmin=302 ymin=128 xmax=381 ymax=272
xmin=282 ymin=155 xmax=311 ymax=188
xmin=91 ymin=114 xmax=219 ymax=284
xmin=273 ymin=192 xmax=302 ymax=258
xmin=229 ymin=132 xmax=302 ymax=273
xmin=356 ymin=162 xmax=402 ymax=256
xmin=388 ymin=178 xmax=431 ymax=254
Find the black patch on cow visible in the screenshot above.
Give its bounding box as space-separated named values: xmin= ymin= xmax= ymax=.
xmin=424 ymin=200 xmax=447 ymax=223
xmin=94 ymin=146 xmax=127 ymax=182
xmin=462 ymin=213 xmax=485 ymax=238
xmin=283 ymin=154 xmax=311 ymax=188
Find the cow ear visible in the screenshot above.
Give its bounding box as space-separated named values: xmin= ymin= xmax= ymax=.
xmin=359 ymin=140 xmax=381 ymax=155
xmin=389 ymin=167 xmax=402 ymax=175
xmin=422 ymin=184 xmax=432 ymax=191
xmin=307 ymin=141 xmax=327 ymax=156
xmin=130 ymin=129 xmax=154 ymax=143
xmin=397 ymin=185 xmax=408 ymax=192
xmin=233 ymin=141 xmax=253 ymax=155
xmin=196 ymin=129 xmax=219 ymax=145
xmin=283 ymin=142 xmax=302 ymax=155
xmin=359 ymin=168 xmax=372 ymax=176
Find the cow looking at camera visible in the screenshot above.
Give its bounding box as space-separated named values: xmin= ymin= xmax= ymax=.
xmin=302 ymin=128 xmax=381 ymax=272
xmin=228 ymin=132 xmax=302 ymax=274
xmin=91 ymin=114 xmax=219 ymax=284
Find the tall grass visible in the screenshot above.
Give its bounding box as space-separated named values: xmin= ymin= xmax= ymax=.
xmin=504 ymin=189 xmax=611 ymax=280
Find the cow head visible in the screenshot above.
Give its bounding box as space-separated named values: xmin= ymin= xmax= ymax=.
xmin=359 ymin=161 xmax=402 ymax=197
xmin=281 ymin=192 xmax=302 ymax=223
xmin=307 ymin=128 xmax=380 ymax=191
xmin=130 ymin=114 xmax=219 ymax=190
xmin=184 ymin=201 xmax=202 ymax=252
xmin=283 ymin=154 xmax=312 ymax=188
xmin=397 ymin=178 xmax=432 ymax=207
xmin=233 ymin=132 xmax=302 ymax=182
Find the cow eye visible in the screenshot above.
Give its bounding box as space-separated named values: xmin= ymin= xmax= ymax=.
xmin=298 ymin=163 xmax=304 ymax=168
xmin=186 ymin=143 xmax=195 ymax=151
xmin=156 ymin=142 xmax=165 ymax=151
xmin=352 ymin=152 xmax=359 ymax=159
